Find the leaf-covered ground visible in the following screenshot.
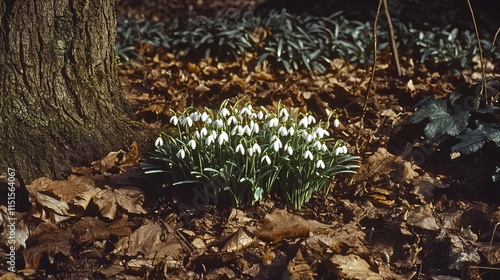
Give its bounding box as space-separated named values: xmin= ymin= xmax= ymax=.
xmin=1 ymin=0 xmax=500 ymax=279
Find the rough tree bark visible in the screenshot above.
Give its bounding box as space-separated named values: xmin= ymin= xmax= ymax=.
xmin=0 ymin=0 xmax=138 ymax=182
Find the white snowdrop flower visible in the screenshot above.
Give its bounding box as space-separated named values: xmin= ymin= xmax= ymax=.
xmin=251 ymin=113 xmax=257 ymax=119
xmin=299 ymin=117 xmax=309 ymax=128
xmin=333 ymin=119 xmax=340 ymax=128
xmin=316 ymin=159 xmax=326 ymax=169
xmin=242 ymin=125 xmax=251 ymax=136
xmin=200 ymin=127 xmax=208 ymax=137
xmin=253 ymin=123 xmax=260 ymax=134
xmin=214 ymin=119 xmax=224 ymax=129
xmin=170 ymin=116 xmax=179 ymax=125
xmin=279 ymin=108 xmax=289 ymax=121
xmin=231 ymin=125 xmax=239 ymax=136
xmin=190 ymin=112 xmax=200 ymax=122
xmin=211 ymin=130 xmax=218 ymax=139
xmin=284 ymin=144 xmax=293 ymax=155
xmin=257 ymin=111 xmax=264 ymax=120
xmin=176 ymin=149 xmax=186 ymax=159
xmin=313 ymin=141 xmax=322 ymax=150
xmin=218 ymin=131 xmax=229 ymax=145
xmin=278 ymin=126 xmax=288 ymax=136
xmin=205 ymin=117 xmax=213 ymax=125
xmin=288 ymin=127 xmax=295 ymax=136
xmin=200 ymin=111 xmax=209 ymax=122
xmin=268 ymin=117 xmax=279 ymax=128
xmin=154 ymin=137 xmax=164 ymax=147
xmin=272 ymin=139 xmax=282 ymax=152
xmin=187 ymin=139 xmax=197 ymax=150
xmin=240 ymin=107 xmax=252 ymax=117
xmin=220 ymin=108 xmax=230 ymax=118
xmin=316 ymin=127 xmax=329 ymax=138
xmin=227 ymin=116 xmax=237 ymax=126
xmin=342 ymin=146 xmax=348 ymax=154
xmin=305 ymin=133 xmax=313 ymax=143
xmin=182 ymin=116 xmax=193 ymax=127
xmin=261 ymin=155 xmax=271 ymax=165
xmin=247 ymin=104 xmax=253 ymax=111
xmin=308 ymin=115 xmax=316 ymax=125
xmin=237 ymin=125 xmax=245 ymax=136
xmin=247 ymin=147 xmax=254 ymax=157
xmin=205 ymin=135 xmax=215 ymax=146
xmin=270 ymin=135 xmax=279 ymax=142
xmin=303 ymin=150 xmax=314 ymax=161
xmin=236 ymin=143 xmax=245 ymax=155
xmin=252 ymin=143 xmax=262 ymax=154
xmin=321 ymin=143 xmax=328 ymax=152
xmin=194 ymin=130 xmax=201 ymax=139
xmin=334 ymin=147 xmax=342 ymax=156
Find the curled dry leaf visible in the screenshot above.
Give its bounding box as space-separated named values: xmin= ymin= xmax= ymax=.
xmin=92 ymin=187 xmax=147 ymax=220
xmin=28 ymin=175 xmax=95 ymax=203
xmin=23 ymin=222 xmax=72 ymax=270
xmin=113 ymin=220 xmax=185 ymax=260
xmin=327 ymin=254 xmax=383 ymax=280
xmin=91 ymin=142 xmax=139 ymax=173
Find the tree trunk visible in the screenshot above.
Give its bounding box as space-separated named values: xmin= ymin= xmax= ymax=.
xmin=0 ymin=0 xmax=137 ymax=182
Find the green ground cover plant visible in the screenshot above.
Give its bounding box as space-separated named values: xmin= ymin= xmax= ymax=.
xmin=116 ymin=10 xmax=498 ymax=71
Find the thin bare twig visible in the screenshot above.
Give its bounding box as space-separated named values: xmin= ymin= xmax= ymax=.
xmin=466 ymin=0 xmax=487 ymax=102
xmin=493 ymin=27 xmax=500 ymax=48
xmin=356 ymin=0 xmax=383 ymax=152
xmin=383 ymin=0 xmax=401 ymax=76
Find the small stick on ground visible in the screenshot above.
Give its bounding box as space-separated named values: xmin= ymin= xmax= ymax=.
xmin=383 ymin=0 xmax=401 ymax=76
xmin=466 ymin=0 xmax=487 ymax=102
xmin=356 ymin=0 xmax=383 ymax=152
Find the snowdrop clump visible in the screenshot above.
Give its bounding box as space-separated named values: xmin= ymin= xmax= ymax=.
xmin=142 ymin=99 xmax=360 ymax=210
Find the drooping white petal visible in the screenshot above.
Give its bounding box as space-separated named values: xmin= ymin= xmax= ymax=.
xmin=218 ymin=131 xmax=229 ymax=145
xmin=182 ymin=116 xmax=193 ymax=127
xmin=236 ymin=144 xmax=245 ymax=155
xmin=278 ymin=126 xmax=288 ymax=136
xmin=268 ymin=117 xmax=279 ymax=128
xmin=205 ymin=135 xmax=215 ymax=146
xmin=188 ymin=139 xmax=197 ymax=150
xmin=190 ymin=112 xmax=200 ymax=122
xmin=200 ymin=127 xmax=208 ymax=137
xmin=227 ymin=116 xmax=237 ymax=126
xmin=342 ymin=146 xmax=348 ymax=154
xmin=215 ymin=119 xmax=224 ymax=129
xmin=261 ymin=155 xmax=271 ymax=165
xmin=279 ymin=108 xmax=289 ymax=121
xmin=333 ymin=119 xmax=340 ymax=128
xmin=252 ymin=143 xmax=262 ymax=154
xmin=308 ymin=115 xmax=316 ymax=125
xmin=154 ymin=137 xmax=164 ymax=147
xmin=220 ymin=108 xmax=230 ymax=117
xmin=316 ymin=159 xmax=325 ymax=169
xmin=201 ymin=111 xmax=209 ymax=122
xmin=303 ymin=150 xmax=314 ymax=161
xmin=176 ymin=149 xmax=186 ymax=159
xmin=257 ymin=111 xmax=264 ymax=120
xmin=299 ymin=117 xmax=308 ymax=128
xmin=170 ymin=116 xmax=179 ymax=125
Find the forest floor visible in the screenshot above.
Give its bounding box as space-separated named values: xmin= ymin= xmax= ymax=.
xmin=1 ymin=1 xmax=500 ymax=279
